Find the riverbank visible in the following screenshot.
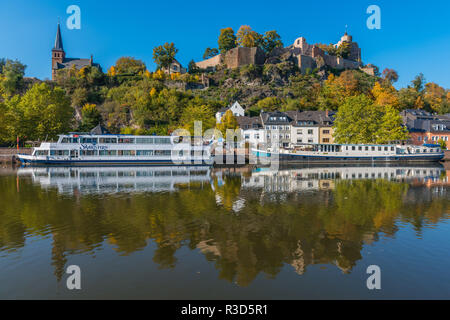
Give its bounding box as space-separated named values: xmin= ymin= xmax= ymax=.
xmin=0 ymin=148 xmax=32 ymax=164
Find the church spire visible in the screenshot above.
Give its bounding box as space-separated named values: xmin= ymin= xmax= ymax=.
xmin=54 ymin=23 xmax=64 ymax=51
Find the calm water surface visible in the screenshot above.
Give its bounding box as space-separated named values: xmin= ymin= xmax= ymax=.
xmin=0 ymin=164 xmax=449 ymax=299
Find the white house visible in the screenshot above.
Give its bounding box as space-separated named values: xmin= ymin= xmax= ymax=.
xmin=236 ymin=116 xmax=265 ymax=148
xmin=216 ymin=101 xmax=245 ymax=124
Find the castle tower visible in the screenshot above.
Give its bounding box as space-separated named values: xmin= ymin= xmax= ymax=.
xmin=51 ymin=23 xmax=65 ymax=80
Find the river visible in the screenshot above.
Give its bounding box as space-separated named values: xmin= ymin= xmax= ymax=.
xmin=0 ymin=164 xmax=449 ymax=299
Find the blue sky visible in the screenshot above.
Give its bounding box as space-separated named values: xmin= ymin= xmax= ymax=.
xmin=0 ymin=0 xmax=449 ymax=88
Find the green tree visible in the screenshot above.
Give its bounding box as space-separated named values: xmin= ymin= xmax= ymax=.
xmin=113 ymin=57 xmax=146 ymax=75
xmin=333 ymin=95 xmax=381 ymax=144
xmin=203 ymin=47 xmax=219 ymax=59
xmin=179 ymin=104 xmax=215 ymax=135
xmin=336 ymin=41 xmax=351 ymax=58
xmin=334 ymin=95 xmax=408 ymax=144
xmin=0 ymin=59 xmax=26 ymax=96
xmin=153 ymin=42 xmax=178 ymax=74
xmin=218 ymin=28 xmax=237 ymax=53
xmin=7 ymin=83 xmax=72 ymax=141
xmin=437 ymin=138 xmax=447 ymax=150
xmin=188 ymin=60 xmax=199 ymax=74
xmin=80 ymin=103 xmax=102 ymax=132
xmin=0 ymin=101 xmax=9 ymax=143
xmin=376 ymin=105 xmax=409 ymax=144
xmin=261 ymin=30 xmax=283 ymax=53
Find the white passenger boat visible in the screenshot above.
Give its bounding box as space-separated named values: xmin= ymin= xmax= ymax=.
xmin=253 ymin=143 xmax=444 ymax=163
xmin=17 ymin=133 xmax=213 ymax=166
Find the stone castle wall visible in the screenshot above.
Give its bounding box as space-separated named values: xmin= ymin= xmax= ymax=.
xmin=196 ymin=54 xmax=222 ymax=69
xmin=224 ymin=47 xmax=265 ymax=69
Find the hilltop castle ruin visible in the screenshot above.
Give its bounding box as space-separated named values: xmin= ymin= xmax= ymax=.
xmin=196 ymin=32 xmax=376 ymax=76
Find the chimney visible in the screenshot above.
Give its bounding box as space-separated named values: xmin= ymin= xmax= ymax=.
xmin=90 ymin=54 xmax=93 ymax=65
xmin=326 ymin=109 xmax=329 ymax=117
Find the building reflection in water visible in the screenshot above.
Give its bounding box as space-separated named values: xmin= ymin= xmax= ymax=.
xmin=3 ymin=164 xmax=448 ymax=286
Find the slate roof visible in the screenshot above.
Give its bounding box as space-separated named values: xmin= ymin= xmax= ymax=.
xmin=406 ymin=119 xmax=450 ymax=132
xmin=53 ymin=23 xmax=63 ymax=51
xmin=90 ymin=124 xmax=110 ymax=135
xmin=55 ymin=58 xmax=100 ymax=71
xmin=236 ymin=116 xmax=262 ymax=129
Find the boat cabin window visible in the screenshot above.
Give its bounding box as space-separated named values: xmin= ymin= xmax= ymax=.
xmin=118 ymin=137 xmax=135 ymax=144
xmin=358 ymin=146 xmax=362 ymax=151
xmin=99 ymin=137 xmax=117 ymax=144
xmin=137 ymin=150 xmax=154 ymax=156
xmin=136 ymin=138 xmax=154 ymax=144
xmin=378 ymin=147 xmax=382 ymax=151
xmin=80 ymin=137 xmax=98 ymax=144
xmin=80 ymin=150 xmax=98 ymax=156
xmin=50 ymin=150 xmax=69 ymax=156
xmin=61 ymin=137 xmax=79 ymax=143
xmin=99 ymin=150 xmax=117 ymax=156
xmin=365 ymin=146 xmax=369 ymax=151
xmin=35 ymin=150 xmax=49 ymax=156
xmin=352 ymin=146 xmax=355 ymax=151
xmin=371 ymin=146 xmax=375 ymax=151
xmin=154 ymin=150 xmax=172 ymax=156
xmin=391 ymin=147 xmax=395 ymax=151
xmin=118 ymin=150 xmax=136 ymax=156
xmin=154 ymin=138 xmax=171 ymax=144
xmin=384 ymin=147 xmax=388 ymax=151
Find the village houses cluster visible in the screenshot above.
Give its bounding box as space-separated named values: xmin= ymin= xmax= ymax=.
xmin=216 ymin=102 xmax=335 ymax=149
xmin=217 ymin=102 xmax=450 ymax=149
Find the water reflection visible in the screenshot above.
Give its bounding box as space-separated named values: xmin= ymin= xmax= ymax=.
xmin=1 ymin=164 xmax=449 ymax=287
xmin=17 ymin=166 xmax=212 ymax=195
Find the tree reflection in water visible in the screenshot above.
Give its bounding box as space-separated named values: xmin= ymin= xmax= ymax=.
xmin=0 ymin=165 xmax=448 ymax=286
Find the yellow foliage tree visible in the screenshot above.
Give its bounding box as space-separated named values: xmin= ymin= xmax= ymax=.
xmin=237 ymin=25 xmax=262 ymax=48
xmin=170 ymin=72 xmax=181 ymax=81
xmin=216 ymin=110 xmax=239 ymax=137
xmin=371 ymin=82 xmax=399 ymax=108
xmin=107 ymin=66 xmax=116 ymax=76
xmin=424 ymin=82 xmax=446 ymax=112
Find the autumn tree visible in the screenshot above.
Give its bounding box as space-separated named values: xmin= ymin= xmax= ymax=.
xmin=236 ymin=25 xmax=262 ymax=48
xmin=153 ymin=42 xmax=178 ymax=74
xmin=216 ymin=110 xmax=239 ymax=137
xmin=218 ymin=28 xmax=237 ymax=53
xmin=371 ymin=82 xmax=399 ymax=109
xmin=113 ymin=57 xmax=147 ymax=75
xmin=382 ymin=68 xmax=399 ymax=85
xmin=424 ymin=82 xmax=448 ymax=113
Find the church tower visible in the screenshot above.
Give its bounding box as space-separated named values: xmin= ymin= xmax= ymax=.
xmin=51 ymin=23 xmax=65 ymax=80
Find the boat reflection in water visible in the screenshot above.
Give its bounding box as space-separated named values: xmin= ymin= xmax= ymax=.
xmin=241 ymin=164 xmax=446 ymax=193
xmin=17 ymin=166 xmax=212 ymax=195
